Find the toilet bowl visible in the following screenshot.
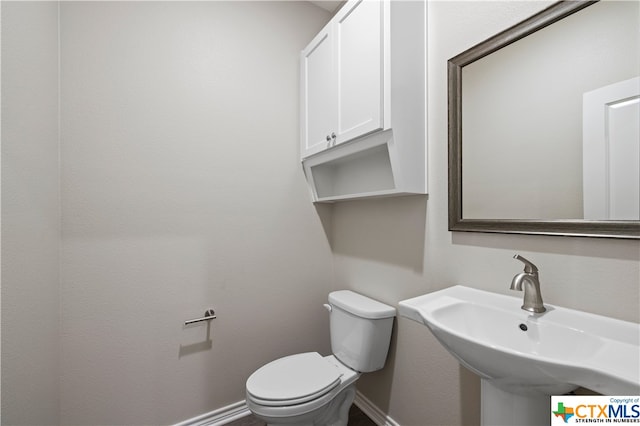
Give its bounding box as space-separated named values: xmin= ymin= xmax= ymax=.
xmin=246 ymin=353 xmax=359 ymax=426
xmin=245 ymin=291 xmax=396 ymax=426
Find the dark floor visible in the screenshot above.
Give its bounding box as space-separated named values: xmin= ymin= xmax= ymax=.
xmin=226 ymin=405 xmax=376 ymax=426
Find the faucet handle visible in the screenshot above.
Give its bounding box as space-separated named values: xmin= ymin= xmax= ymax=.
xmin=513 ymin=254 xmax=538 ymax=273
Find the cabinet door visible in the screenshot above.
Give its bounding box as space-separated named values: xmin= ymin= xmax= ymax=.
xmin=334 ymin=0 xmax=384 ymax=145
xmin=300 ymin=25 xmax=336 ymax=159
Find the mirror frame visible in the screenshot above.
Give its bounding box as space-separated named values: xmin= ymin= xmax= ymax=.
xmin=448 ymin=0 xmax=640 ymax=239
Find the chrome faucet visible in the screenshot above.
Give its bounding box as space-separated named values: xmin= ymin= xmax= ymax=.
xmin=510 ymin=254 xmax=546 ymax=313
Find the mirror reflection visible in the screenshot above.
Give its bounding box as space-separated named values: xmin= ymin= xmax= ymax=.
xmin=461 ymin=0 xmax=639 ymax=221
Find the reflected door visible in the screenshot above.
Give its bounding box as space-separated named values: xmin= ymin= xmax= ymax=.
xmin=583 ymin=76 xmax=640 ymax=220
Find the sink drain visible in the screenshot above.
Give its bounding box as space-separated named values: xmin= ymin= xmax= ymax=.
xmin=519 ymin=323 xmax=528 ymax=331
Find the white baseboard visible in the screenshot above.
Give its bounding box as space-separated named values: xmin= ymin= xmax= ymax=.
xmin=175 ymin=390 xmax=399 ymax=426
xmin=173 ymin=400 xmax=250 ymax=426
xmin=354 ymin=391 xmax=400 ymax=426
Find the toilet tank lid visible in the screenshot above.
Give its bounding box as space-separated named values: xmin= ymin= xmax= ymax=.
xmin=328 ymin=290 xmax=396 ymax=319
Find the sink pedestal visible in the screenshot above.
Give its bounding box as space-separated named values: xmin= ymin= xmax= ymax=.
xmin=481 ymin=380 xmax=548 ymax=426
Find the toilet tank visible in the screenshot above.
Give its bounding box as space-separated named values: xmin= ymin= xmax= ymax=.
xmin=328 ymin=290 xmax=396 ymax=373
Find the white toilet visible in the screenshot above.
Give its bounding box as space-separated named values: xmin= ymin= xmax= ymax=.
xmin=245 ymin=290 xmax=396 ymax=426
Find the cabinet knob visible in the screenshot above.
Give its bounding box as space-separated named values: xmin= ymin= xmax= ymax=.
xmin=326 ymin=133 xmax=337 ymax=147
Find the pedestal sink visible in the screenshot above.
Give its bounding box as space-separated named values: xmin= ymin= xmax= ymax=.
xmin=399 ymin=286 xmax=640 ymax=426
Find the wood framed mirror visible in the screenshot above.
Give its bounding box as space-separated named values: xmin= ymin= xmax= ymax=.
xmin=448 ymin=0 xmax=640 ymax=239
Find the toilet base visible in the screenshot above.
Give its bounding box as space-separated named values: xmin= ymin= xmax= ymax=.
xmin=257 ymin=384 xmax=357 ymax=426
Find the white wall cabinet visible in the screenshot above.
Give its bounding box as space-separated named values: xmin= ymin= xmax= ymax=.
xmin=301 ymin=25 xmax=336 ymax=157
xmin=301 ymin=0 xmax=385 ymax=158
xmin=300 ymin=0 xmax=427 ymax=202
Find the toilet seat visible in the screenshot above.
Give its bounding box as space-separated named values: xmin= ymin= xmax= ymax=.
xmin=246 ymin=352 xmax=342 ymax=406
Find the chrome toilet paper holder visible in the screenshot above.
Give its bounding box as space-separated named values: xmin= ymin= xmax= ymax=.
xmin=184 ymin=309 xmax=216 ymax=325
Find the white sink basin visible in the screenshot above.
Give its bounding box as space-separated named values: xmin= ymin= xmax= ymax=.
xmin=399 ymin=285 xmax=640 ymax=396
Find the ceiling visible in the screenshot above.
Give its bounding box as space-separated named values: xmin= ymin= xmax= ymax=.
xmin=309 ymin=1 xmax=344 ymax=13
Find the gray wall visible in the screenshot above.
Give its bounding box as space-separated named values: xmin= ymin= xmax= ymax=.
xmin=1 ymin=2 xmax=61 ymax=424
xmin=2 ymin=1 xmax=639 ymax=426
xmin=2 ymin=1 xmax=333 ymax=424
xmin=332 ymin=2 xmax=640 ymax=425
xmin=58 ymin=2 xmax=333 ymax=424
